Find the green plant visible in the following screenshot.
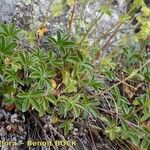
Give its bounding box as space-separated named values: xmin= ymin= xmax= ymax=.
xmin=0 ymin=1 xmax=150 ymax=148
xmin=0 ymin=23 xmax=99 ymax=121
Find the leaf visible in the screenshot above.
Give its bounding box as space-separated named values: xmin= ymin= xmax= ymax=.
xmin=129 ymin=70 xmax=138 ymax=78
xmin=131 ymin=0 xmax=145 ymax=10
xmin=76 ymin=50 xmax=83 ymax=61
xmin=4 ymin=98 xmax=15 ymax=105
xmin=82 ymin=62 xmax=93 ymax=70
xmin=60 ymin=120 xmax=73 ymax=135
xmin=100 ymin=4 xmax=112 ymax=16
xmin=120 ymin=15 xmax=131 ymax=22
xmin=15 ymin=99 xmax=22 ymax=110
xmin=67 ymin=56 xmax=79 ymax=63
xmin=130 ymin=134 xmax=139 ymax=146
xmin=90 ymin=79 xmax=103 ymax=90
xmin=22 ymin=99 xmax=30 ymax=112
xmin=141 ymin=139 xmax=150 ymax=150
xmin=57 ymin=31 xmax=61 ymax=42
xmin=43 ymin=99 xmax=49 ymax=111
xmin=105 ymin=128 xmax=116 ymax=140
xmin=46 ymin=95 xmax=56 ymax=105
xmin=1 ymin=24 xmax=9 ymax=35
xmin=0 ymin=35 xmax=5 ymax=50
xmin=30 ymin=99 xmax=41 ymax=112
xmin=51 ymin=59 xmax=64 ymax=68
xmin=51 ymin=115 xmax=60 ymax=124
xmin=5 ymin=42 xmax=17 ymax=52
xmin=141 ymin=6 xmax=150 ymax=16
xmin=49 ymin=36 xmax=58 ymax=45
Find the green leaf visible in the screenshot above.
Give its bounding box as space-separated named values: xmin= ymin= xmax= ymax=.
xmin=22 ymin=99 xmax=30 ymax=112
xmin=129 ymin=69 xmax=138 ymax=78
xmin=0 ymin=35 xmax=5 ymax=50
xmin=60 ymin=120 xmax=73 ymax=135
xmin=3 ymin=98 xmax=14 ymax=105
xmin=5 ymin=42 xmax=17 ymax=51
xmin=130 ymin=134 xmax=139 ymax=146
xmin=43 ymin=99 xmax=49 ymax=111
xmin=67 ymin=56 xmax=79 ymax=63
xmin=46 ymin=95 xmax=56 ymax=105
xmin=51 ymin=59 xmax=64 ymax=68
xmin=15 ymin=99 xmax=22 ymax=110
xmin=30 ymin=99 xmax=41 ymax=112
xmin=131 ymin=0 xmax=145 ymax=10
xmin=120 ymin=15 xmax=131 ymax=22
xmin=141 ymin=139 xmax=150 ymax=150
xmin=82 ymin=62 xmax=93 ymax=70
xmin=0 ymin=24 xmax=9 ymax=35
xmin=100 ymin=4 xmax=112 ymax=16
xmin=57 ymin=31 xmax=61 ymax=42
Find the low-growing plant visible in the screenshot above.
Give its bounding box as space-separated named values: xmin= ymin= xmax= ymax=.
xmin=0 ymin=0 xmax=150 ymax=149
xmin=0 ymin=23 xmax=101 ymax=121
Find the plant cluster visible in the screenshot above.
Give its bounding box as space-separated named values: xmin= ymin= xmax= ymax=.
xmin=0 ymin=0 xmax=150 ymax=149
xmin=0 ymin=24 xmax=101 ymax=134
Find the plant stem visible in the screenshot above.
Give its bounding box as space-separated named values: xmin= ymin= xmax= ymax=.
xmin=77 ymin=13 xmax=103 ymax=47
xmin=91 ymin=59 xmax=150 ymax=98
xmin=68 ymin=0 xmax=76 ymax=34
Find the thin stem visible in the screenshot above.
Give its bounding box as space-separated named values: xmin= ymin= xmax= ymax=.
xmin=68 ymin=0 xmax=76 ymax=34
xmin=77 ymin=13 xmax=103 ymax=47
xmin=94 ymin=22 xmax=123 ymax=61
xmin=41 ymin=0 xmax=52 ymax=27
xmin=91 ymin=59 xmax=150 ymax=98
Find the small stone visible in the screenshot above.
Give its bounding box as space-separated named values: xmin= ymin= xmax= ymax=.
xmin=11 ymin=114 xmax=19 ymax=123
xmin=6 ymin=124 xmax=12 ymax=131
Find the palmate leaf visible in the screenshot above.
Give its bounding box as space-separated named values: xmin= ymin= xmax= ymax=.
xmin=57 ymin=95 xmax=83 ymax=118
xmin=49 ymin=31 xmax=75 ymax=54
xmin=18 ymin=88 xmax=45 ymax=112
xmin=0 ymin=24 xmax=9 ymax=35
xmin=0 ymin=23 xmax=21 ymax=38
xmin=50 ymin=58 xmax=64 ymax=68
xmin=82 ymin=97 xmax=100 ymax=118
xmin=0 ymin=35 xmax=17 ymax=56
xmin=5 ymin=69 xmax=24 ymax=85
xmin=100 ymin=4 xmax=112 ymax=16
xmin=5 ymin=42 xmax=18 ymax=52
xmin=89 ymin=78 xmax=104 ymax=90
xmin=60 ymin=120 xmax=73 ymax=135
xmin=17 ymin=52 xmax=38 ymax=69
